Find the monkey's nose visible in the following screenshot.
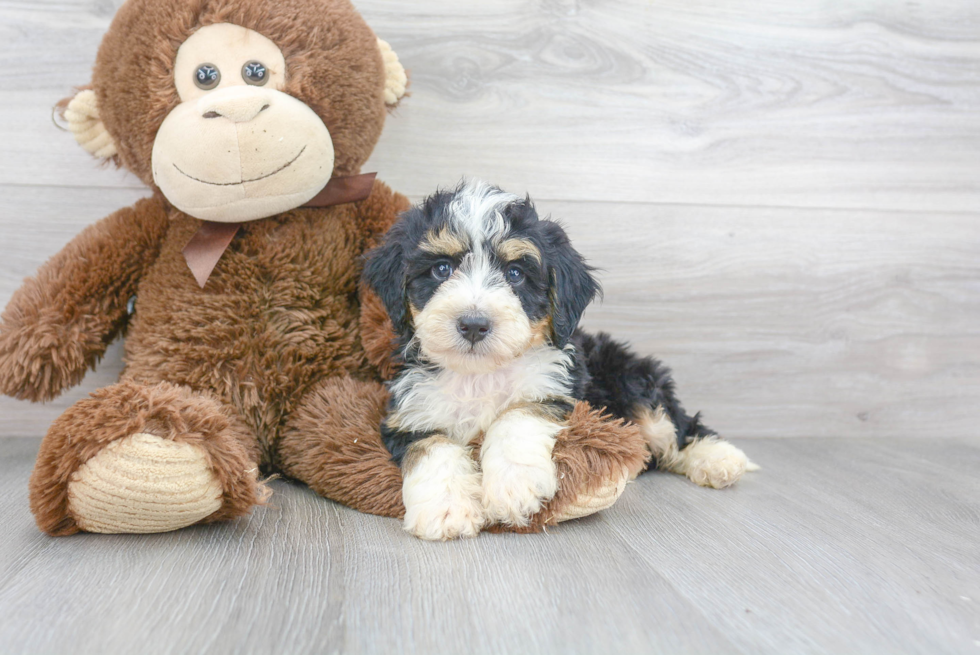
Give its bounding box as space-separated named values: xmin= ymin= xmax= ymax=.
xmin=197 ymin=87 xmax=272 ymax=123
xmin=457 ymin=314 xmax=492 ymax=345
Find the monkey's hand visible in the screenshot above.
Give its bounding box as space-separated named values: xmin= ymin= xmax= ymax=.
xmin=0 ymin=197 xmax=169 ymax=402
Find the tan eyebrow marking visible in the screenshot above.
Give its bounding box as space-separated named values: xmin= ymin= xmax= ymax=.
xmin=498 ymin=238 xmax=541 ymax=264
xmin=420 ymin=227 xmax=469 ymax=256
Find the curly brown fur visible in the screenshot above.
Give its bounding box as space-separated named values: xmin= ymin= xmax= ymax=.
xmin=0 ymin=197 xmax=169 ymax=402
xmin=278 ymin=383 xmax=649 ymax=530
xmin=104 ymin=181 xmax=404 ymax=465
xmin=29 ymin=380 xmax=266 ymax=536
xmin=278 ymin=376 xmax=404 ymax=518
xmin=359 ymin=285 xmax=400 ymax=380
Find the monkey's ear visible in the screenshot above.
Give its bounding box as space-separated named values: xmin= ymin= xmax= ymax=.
xmin=62 ymin=88 xmax=118 ymax=160
xmin=377 ymin=38 xmax=408 ymax=107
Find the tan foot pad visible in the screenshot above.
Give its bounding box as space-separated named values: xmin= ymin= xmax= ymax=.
xmin=67 ymin=433 xmax=223 ymax=534
xmin=551 ymin=467 xmax=629 ymax=523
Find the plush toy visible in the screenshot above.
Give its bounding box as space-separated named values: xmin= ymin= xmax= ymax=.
xmin=0 ymin=0 xmax=651 ymax=536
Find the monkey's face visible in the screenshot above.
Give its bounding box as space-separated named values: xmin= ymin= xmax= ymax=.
xmin=151 ymin=23 xmax=334 ymax=223
xmin=67 ymin=0 xmax=406 ymax=222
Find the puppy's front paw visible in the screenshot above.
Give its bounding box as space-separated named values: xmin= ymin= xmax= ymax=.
xmin=481 ymin=459 xmax=559 ymax=527
xmin=403 ymin=486 xmax=485 ymax=541
xmin=480 ymin=409 xmax=562 ymax=527
xmin=401 ymin=438 xmax=485 ymax=540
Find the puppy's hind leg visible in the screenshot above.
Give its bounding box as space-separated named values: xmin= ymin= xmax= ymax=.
xmin=634 ymin=406 xmax=757 ymax=489
xmin=575 ymin=330 xmax=756 ymax=489
xmin=401 ymin=436 xmax=485 ymax=540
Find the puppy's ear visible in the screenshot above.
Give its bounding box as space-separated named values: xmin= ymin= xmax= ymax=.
xmin=363 ymin=233 xmax=410 ymax=335
xmin=542 ymin=221 xmax=600 ymax=347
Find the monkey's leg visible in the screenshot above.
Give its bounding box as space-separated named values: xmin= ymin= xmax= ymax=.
xmin=280 ymin=378 xmax=650 ymax=533
xmin=278 ymin=376 xmax=405 ymax=519
xmin=29 ymin=380 xmax=265 ymax=536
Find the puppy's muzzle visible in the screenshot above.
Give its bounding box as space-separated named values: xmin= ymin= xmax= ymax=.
xmin=457 ymin=313 xmax=492 ymax=345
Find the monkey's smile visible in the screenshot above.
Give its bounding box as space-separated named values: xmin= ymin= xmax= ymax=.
xmin=173 ymin=146 xmax=307 ymax=186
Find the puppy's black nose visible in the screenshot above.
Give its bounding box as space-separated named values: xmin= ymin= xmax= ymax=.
xmin=457 ymin=314 xmax=491 ymax=345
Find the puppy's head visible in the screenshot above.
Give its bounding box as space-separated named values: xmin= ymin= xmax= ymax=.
xmin=364 ymin=180 xmax=599 ymax=374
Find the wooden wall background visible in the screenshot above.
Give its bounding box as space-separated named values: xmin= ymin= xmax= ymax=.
xmin=1 ymin=0 xmax=978 ymax=439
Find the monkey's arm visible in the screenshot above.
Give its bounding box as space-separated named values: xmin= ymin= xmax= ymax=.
xmin=0 ymin=196 xmax=170 ymax=402
xmin=354 ymin=179 xmax=412 ymax=250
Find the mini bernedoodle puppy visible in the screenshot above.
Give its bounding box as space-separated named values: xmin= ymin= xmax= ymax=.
xmin=364 ymin=180 xmax=756 ymax=540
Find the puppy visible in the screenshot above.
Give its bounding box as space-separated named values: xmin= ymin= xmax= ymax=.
xmin=364 ymin=180 xmax=755 ymax=540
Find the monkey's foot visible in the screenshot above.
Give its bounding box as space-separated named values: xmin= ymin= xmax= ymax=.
xmin=30 ymin=380 xmax=265 ymax=536
xmin=549 ymin=466 xmax=630 ymax=522
xmin=67 ymin=433 xmax=224 ymax=533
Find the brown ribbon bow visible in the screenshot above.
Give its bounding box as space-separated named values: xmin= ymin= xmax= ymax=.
xmin=181 ymin=172 xmax=377 ymax=288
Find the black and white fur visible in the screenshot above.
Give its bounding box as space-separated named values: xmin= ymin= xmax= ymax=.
xmin=364 ymin=180 xmax=754 ymax=540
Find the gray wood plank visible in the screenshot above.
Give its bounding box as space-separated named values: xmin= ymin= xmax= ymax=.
xmin=1 ymin=437 xmax=978 ymax=654
xmin=362 ymin=0 xmax=980 ymax=210
xmin=0 ymin=450 xmax=348 ymax=654
xmin=558 ymin=201 xmax=980 ymax=440
xmin=0 ymin=438 xmax=51 ymax=586
xmin=1 ymin=1 xmax=979 ymax=211
xmin=608 ymin=437 xmax=980 ymax=654
xmin=3 ymin=185 xmax=977 ymax=439
xmin=330 ymin=500 xmax=738 ymax=654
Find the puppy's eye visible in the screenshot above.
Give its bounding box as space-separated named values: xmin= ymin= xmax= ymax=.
xmin=194 ymin=64 xmax=221 ymax=90
xmin=431 ymin=262 xmax=454 ymax=280
xmin=506 ymin=265 xmax=525 ymax=285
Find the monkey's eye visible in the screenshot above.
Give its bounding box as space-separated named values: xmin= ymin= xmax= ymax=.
xmin=506 ymin=264 xmax=525 ymax=285
xmin=242 ymin=61 xmax=268 ymax=86
xmin=194 ymin=64 xmax=221 ymax=90
xmin=431 ymin=261 xmax=454 ymax=281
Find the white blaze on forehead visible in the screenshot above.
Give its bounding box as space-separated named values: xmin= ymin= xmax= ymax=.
xmin=457 ymin=250 xmax=504 ymax=287
xmin=445 ymin=180 xmax=520 ymax=296
xmin=448 ymin=180 xmax=520 ymax=250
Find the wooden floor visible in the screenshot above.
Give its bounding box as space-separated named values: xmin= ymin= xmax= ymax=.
xmin=0 ymin=437 xmax=977 ymax=654
xmin=2 ymin=1 xmax=980 ymax=653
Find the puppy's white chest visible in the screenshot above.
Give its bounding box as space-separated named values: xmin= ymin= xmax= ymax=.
xmin=391 ymin=347 xmax=573 ymax=444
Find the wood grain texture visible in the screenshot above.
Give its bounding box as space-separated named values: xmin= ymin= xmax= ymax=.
xmin=2 ymin=189 xmax=977 ymax=438
xmin=2 ymin=0 xmax=979 ymax=208
xmin=2 ymin=0 xmax=980 ymax=440
xmin=0 ymin=437 xmax=978 ymax=654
